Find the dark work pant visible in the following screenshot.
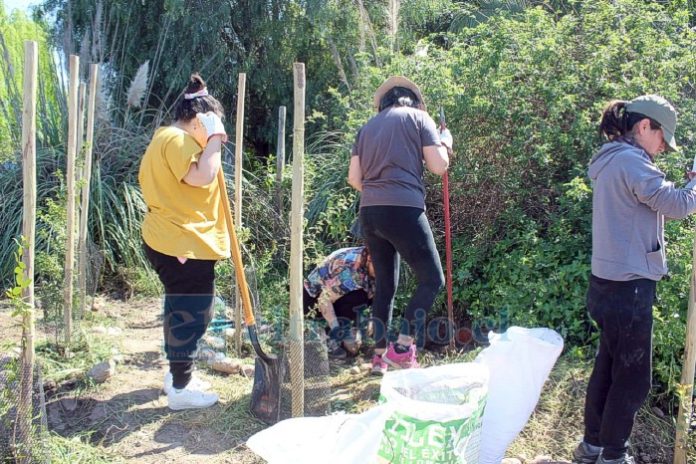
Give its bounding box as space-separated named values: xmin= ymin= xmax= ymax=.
xmin=144 ymin=243 xmax=216 ymax=390
xmin=360 ymin=205 xmax=444 ymax=349
xmin=583 ymin=274 xmax=655 ymax=459
xmin=303 ymin=288 xmax=372 ymax=324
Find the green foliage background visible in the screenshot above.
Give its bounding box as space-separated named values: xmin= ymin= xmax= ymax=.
xmin=0 ymin=3 xmax=64 ymax=159
xmin=2 ymin=0 xmax=696 ymax=402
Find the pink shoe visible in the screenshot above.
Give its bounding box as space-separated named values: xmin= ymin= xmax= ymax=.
xmin=371 ymin=354 xmax=388 ymax=376
xmin=382 ymin=343 xmax=419 ymax=369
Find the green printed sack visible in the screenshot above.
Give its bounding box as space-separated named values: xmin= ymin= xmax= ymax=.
xmin=376 ymin=363 xmax=488 ymax=464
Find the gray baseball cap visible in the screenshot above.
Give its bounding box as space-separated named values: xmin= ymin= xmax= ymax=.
xmin=626 ymin=95 xmax=678 ymax=152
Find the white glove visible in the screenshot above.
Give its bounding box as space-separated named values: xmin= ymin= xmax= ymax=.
xmin=197 ymin=112 xmax=227 ymax=143
xmin=439 ymin=128 xmax=453 ymax=151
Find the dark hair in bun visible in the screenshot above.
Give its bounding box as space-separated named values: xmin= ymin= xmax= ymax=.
xmin=174 ymin=73 xmax=224 ymax=122
xmin=599 ymin=99 xmax=660 ymax=141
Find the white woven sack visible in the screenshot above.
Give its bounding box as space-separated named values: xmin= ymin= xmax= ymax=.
xmin=376 ymin=363 xmax=489 ymax=463
xmin=476 ymin=326 xmax=564 ymax=464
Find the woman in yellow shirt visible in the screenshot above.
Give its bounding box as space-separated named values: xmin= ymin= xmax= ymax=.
xmin=138 ymin=73 xmax=229 ymax=411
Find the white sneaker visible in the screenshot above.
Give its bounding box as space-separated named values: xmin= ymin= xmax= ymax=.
xmin=167 ymin=386 xmax=219 ymax=411
xmin=162 ymin=371 xmax=211 ymax=395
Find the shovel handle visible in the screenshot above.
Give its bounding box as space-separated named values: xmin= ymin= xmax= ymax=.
xmin=217 ymin=168 xmax=256 ymax=327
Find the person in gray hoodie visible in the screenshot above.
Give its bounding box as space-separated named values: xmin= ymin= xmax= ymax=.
xmin=573 ymin=95 xmax=696 ymax=464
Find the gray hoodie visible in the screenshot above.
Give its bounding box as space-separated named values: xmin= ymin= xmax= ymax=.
xmin=588 ymin=140 xmax=696 ymax=281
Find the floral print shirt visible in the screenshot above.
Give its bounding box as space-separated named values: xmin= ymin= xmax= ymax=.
xmin=304 ymin=246 xmax=374 ymax=300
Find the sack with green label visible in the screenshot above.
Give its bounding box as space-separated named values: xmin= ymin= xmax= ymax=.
xmin=376 ymin=363 xmax=489 ymax=464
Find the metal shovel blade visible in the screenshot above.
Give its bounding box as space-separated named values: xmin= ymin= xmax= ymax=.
xmin=250 ymin=355 xmax=285 ymax=424
xmin=248 ymin=326 xmax=285 ymax=424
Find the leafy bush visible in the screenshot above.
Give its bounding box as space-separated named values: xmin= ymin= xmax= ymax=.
xmin=454 ymin=177 xmax=592 ymax=344
xmin=435 ymin=0 xmax=695 ymax=397
xmin=315 ymin=0 xmax=696 ymax=397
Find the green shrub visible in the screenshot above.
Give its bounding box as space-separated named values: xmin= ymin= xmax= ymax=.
xmin=453 ymin=177 xmax=592 ymax=345
xmin=314 ymin=0 xmax=696 ymax=398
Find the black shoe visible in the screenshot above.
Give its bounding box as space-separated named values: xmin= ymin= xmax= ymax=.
xmin=327 ymin=338 xmax=347 ymax=359
xmin=572 ymin=441 xmax=602 ymax=464
xmin=597 ymin=455 xmax=635 ymax=464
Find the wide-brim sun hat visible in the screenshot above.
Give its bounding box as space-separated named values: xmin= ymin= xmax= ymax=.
xmin=373 ymin=76 xmax=426 ymax=112
xmin=626 ymin=94 xmax=678 ymax=152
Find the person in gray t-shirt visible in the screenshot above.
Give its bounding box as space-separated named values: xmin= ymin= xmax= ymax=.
xmin=348 ymin=76 xmax=451 ymax=375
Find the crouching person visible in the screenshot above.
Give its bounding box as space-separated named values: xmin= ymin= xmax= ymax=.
xmin=304 ymin=246 xmax=375 ymax=358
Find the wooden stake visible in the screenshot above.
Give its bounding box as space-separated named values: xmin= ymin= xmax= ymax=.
xmin=674 ymin=234 xmax=696 ymax=464
xmin=74 ymin=82 xmax=85 ymax=314
xmin=289 ymin=63 xmax=306 ymax=418
xmin=234 ymin=73 xmax=246 ymax=356
xmin=17 ymin=40 xmax=37 ymax=464
xmin=78 ymin=64 xmax=99 ymax=316
xmin=64 ymin=55 xmax=79 ymax=348
xmin=76 ymin=83 xmax=86 ymax=172
xmin=276 ymin=106 xmax=286 ymax=217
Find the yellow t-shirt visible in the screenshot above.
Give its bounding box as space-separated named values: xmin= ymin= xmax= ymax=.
xmin=138 ymin=126 xmax=230 ymax=260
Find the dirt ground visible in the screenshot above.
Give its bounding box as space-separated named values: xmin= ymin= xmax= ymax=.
xmin=40 ymin=297 xmax=270 ymax=463
xmin=0 ymin=296 xmax=689 ymax=463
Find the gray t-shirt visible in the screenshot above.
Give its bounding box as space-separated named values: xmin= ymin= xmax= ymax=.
xmin=352 ymin=106 xmax=441 ymax=209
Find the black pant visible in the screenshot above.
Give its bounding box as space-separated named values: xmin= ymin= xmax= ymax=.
xmin=360 ymin=205 xmax=444 ymax=349
xmin=144 ymin=243 xmax=216 ymax=389
xmin=303 ymin=288 xmax=372 ymax=325
xmin=583 ymin=274 xmax=655 ymax=459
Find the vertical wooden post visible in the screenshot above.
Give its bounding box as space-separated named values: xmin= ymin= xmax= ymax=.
xmin=234 ymin=73 xmax=246 ymax=355
xmin=289 ymin=63 xmax=306 ymax=417
xmin=64 ymin=55 xmax=79 ymax=348
xmin=76 ymin=83 xmax=86 ymax=171
xmin=74 ymin=82 xmax=86 ymax=315
xmin=276 ymin=106 xmax=286 ymax=217
xmin=17 ymin=40 xmax=38 ymax=464
xmin=78 ymin=64 xmax=99 ymax=316
xmin=674 ymin=234 xmax=696 ymax=464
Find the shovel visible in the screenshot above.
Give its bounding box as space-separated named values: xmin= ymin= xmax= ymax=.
xmin=217 ymin=168 xmax=285 ymax=423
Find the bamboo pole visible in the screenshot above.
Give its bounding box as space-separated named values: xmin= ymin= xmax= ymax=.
xmin=78 ymin=64 xmax=99 ymax=316
xmin=289 ymin=63 xmax=306 ymax=417
xmin=674 ymin=234 xmax=696 ymax=464
xmin=276 ymin=106 xmax=286 ymax=217
xmin=76 ymin=83 xmax=86 ymax=172
xmin=233 ymin=73 xmax=246 ymax=355
xmin=74 ymin=82 xmax=85 ymax=315
xmin=17 ymin=40 xmax=37 ymax=464
xmin=63 ymin=55 xmax=79 ymax=348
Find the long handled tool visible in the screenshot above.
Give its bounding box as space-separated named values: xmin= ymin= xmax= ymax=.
xmin=217 ymin=168 xmax=285 ymax=424
xmin=439 ymin=107 xmax=455 ymax=350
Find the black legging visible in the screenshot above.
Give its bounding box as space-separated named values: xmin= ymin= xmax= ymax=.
xmin=360 ymin=205 xmax=444 ymax=349
xmin=144 ymin=243 xmax=216 ymax=390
